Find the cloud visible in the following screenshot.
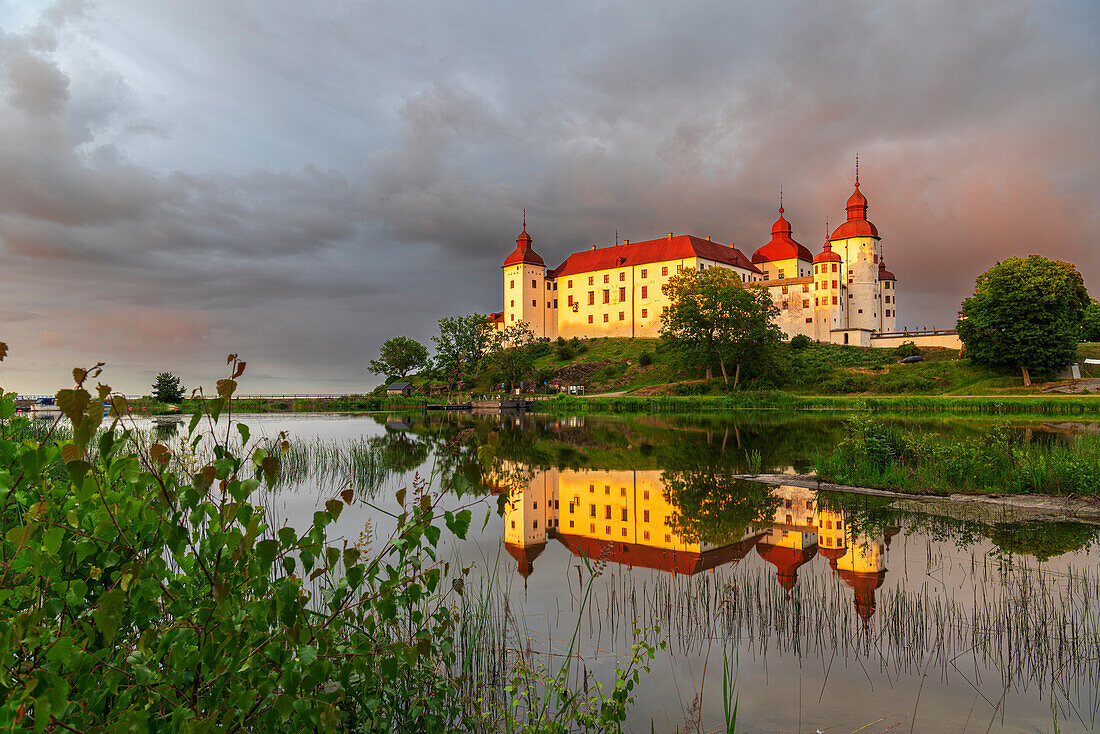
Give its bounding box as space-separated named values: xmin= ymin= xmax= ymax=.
xmin=0 ymin=0 xmax=1097 ymax=393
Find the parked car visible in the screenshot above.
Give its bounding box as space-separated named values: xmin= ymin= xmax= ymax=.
xmin=897 ymin=355 xmax=924 ymax=364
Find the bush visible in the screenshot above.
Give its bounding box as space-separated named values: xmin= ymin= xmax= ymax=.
xmin=894 ymin=341 xmax=921 ymax=359
xmin=790 ymin=334 xmax=812 ymax=351
xmin=555 ymin=342 xmax=574 ymax=361
xmin=638 ymin=351 xmax=654 ymax=366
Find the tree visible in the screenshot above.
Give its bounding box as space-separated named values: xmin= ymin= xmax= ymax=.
xmin=1082 ymin=300 xmax=1100 ymax=342
xmin=660 ymin=267 xmax=782 ymax=388
xmin=152 ymin=371 xmax=185 ymax=403
xmin=957 ymin=256 xmax=1089 ymax=386
xmin=368 ymin=335 xmax=429 ymax=381
xmin=431 ymin=313 xmax=488 ymax=391
xmin=482 ymin=322 xmax=537 ymax=392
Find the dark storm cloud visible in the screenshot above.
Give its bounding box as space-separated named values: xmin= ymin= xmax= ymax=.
xmin=0 ymin=0 xmax=1097 ymax=393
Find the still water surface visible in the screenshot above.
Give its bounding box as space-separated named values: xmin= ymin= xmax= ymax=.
xmin=166 ymin=411 xmax=1100 ymax=733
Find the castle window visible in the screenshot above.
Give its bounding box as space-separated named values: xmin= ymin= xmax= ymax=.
xmin=569 ymin=520 xmax=574 ymax=528
xmin=547 ymin=282 xmax=552 ymax=290
xmin=588 ymin=315 xmax=593 ymax=324
xmin=643 ymin=490 xmax=649 ymax=500
xmin=533 ymin=520 xmax=538 ymax=529
xmin=603 ymin=274 xmax=610 ymax=283
xmin=661 ymin=267 xmax=668 ymax=276
xmin=782 ymin=302 xmax=788 ymax=309
xmin=510 ymin=299 xmax=514 ymax=307
xmin=603 ymin=290 xmax=610 ymax=304
xmin=832 ymin=280 xmax=837 ymax=289
xmin=641 ymin=286 xmax=648 ymax=298
xmin=620 ymin=487 xmax=626 ymax=496
xmin=509 ymin=280 xmax=514 ymax=289
xmin=643 ymin=510 xmax=650 ymax=523
xmin=618 ymin=312 xmax=625 ymax=321
xmin=510 ymin=314 xmax=514 ymax=321
xmin=831 ymin=264 xmax=838 ymax=272
xmin=815 ymin=298 xmax=819 ymax=306
xmin=605 ymin=505 xmax=612 ymax=519
xmin=532 ymin=300 xmax=536 ymax=307
xmin=857 ymin=309 xmax=863 ymax=313
xmin=805 ymin=317 xmax=813 ymax=324
xmin=832 ymin=297 xmax=838 ymax=305
xmin=605 ymin=526 xmax=611 ymax=535
xmin=621 ymin=508 xmax=628 ymax=521
xmin=588 ymin=291 xmax=595 ymax=305
xmin=603 ymin=314 xmax=609 ymax=322
xmin=590 ymin=523 xmax=595 ymax=532
xmin=553 ymin=282 xmax=557 ymax=290
xmin=665 ymin=534 xmax=672 ymax=544
xmin=782 ymin=286 xmax=789 ymax=294
xmin=532 ymin=279 xmax=536 ymax=288
xmin=589 ymin=505 xmax=596 ymax=517
xmin=619 ymin=272 xmax=625 ymax=281
xmin=815 ymin=282 xmax=819 ymax=290
xmin=568 ymin=280 xmax=573 ymax=288
xmin=619 ymin=287 xmax=626 ymax=301
xmin=510 ymin=521 xmax=515 ymax=529
xmin=886 ymin=309 xmax=892 ymax=316
xmin=641 ymin=269 xmax=648 ymax=278
xmin=553 ymin=299 xmax=558 ymax=308
xmin=568 ymin=295 xmax=574 ymax=306
xmin=802 ymin=285 xmax=809 ymax=293
xmin=547 ymin=302 xmax=550 ymax=308
xmin=803 ymin=300 xmax=809 ymax=309
xmin=778 ymin=270 xmax=785 ymax=279
xmin=588 ymin=276 xmax=594 ymax=286
xmin=641 ymin=308 xmax=648 ymax=318
xmin=644 ymin=530 xmax=650 ymax=540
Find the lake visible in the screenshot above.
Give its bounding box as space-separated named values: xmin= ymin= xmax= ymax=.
xmin=175 ymin=410 xmax=1100 ymax=733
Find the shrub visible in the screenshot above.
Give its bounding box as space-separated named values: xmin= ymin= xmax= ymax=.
xmin=638 ymin=351 xmax=654 ymax=366
xmin=790 ymin=334 xmax=812 ymax=351
xmin=894 ymin=341 xmax=921 ymax=359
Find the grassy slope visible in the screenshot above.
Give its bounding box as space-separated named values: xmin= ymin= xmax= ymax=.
xmin=517 ymin=337 xmax=1100 ymax=397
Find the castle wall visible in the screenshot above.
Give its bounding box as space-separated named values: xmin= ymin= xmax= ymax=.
xmin=830 ymin=235 xmax=881 ymax=333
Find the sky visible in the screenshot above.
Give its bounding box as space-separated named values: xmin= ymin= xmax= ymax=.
xmin=0 ymin=0 xmax=1097 ymax=395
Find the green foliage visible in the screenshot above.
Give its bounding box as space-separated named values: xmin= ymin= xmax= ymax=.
xmin=660 ymin=268 xmax=782 ymax=388
xmin=818 ymin=413 xmax=1100 ymax=496
xmin=482 ymin=322 xmax=537 ymax=391
xmin=432 ymin=314 xmax=488 ymax=390
xmin=0 ymin=355 xmax=485 ymax=732
xmin=151 ymin=371 xmax=185 ymax=403
xmin=789 ymin=334 xmax=811 ymax=351
xmin=893 ymin=341 xmax=920 ymax=359
xmin=1082 ymin=300 xmax=1100 ymax=342
xmin=369 ymin=335 xmax=430 ymax=380
xmin=957 ymin=256 xmax=1089 ymax=384
xmin=638 ymin=351 xmax=654 ymax=366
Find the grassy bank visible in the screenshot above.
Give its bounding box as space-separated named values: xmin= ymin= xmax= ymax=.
xmin=816 ymin=414 xmax=1100 ymax=496
xmin=180 ymin=394 xmax=431 ymax=413
xmin=537 ymin=392 xmax=1100 ymax=416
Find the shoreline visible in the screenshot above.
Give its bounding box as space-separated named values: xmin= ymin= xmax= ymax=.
xmin=741 ymin=472 xmax=1100 ymax=524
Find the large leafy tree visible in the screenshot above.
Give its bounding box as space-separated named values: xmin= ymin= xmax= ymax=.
xmin=1082 ymin=299 xmax=1100 ymax=342
xmin=151 ymin=371 xmax=185 ymax=403
xmin=368 ymin=335 xmax=429 ymax=381
xmin=660 ymin=267 xmax=782 ymax=388
xmin=957 ymin=256 xmax=1089 ymax=386
xmin=431 ymin=313 xmax=488 ymax=391
xmin=482 ymin=322 xmax=536 ymax=392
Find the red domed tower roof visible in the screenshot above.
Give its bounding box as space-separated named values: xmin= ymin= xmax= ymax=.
xmin=830 ymin=168 xmax=880 ymax=241
xmin=752 ymin=206 xmax=815 ymax=264
xmin=502 ymin=213 xmax=545 ymax=268
xmin=878 ymin=260 xmax=896 ymax=281
xmin=814 ymin=240 xmax=842 ymax=264
xmin=756 ymin=542 xmax=816 ymax=596
xmin=836 ymin=568 xmax=886 ymax=625
xmin=818 ymin=544 xmax=846 ymax=562
xmin=504 ymin=542 xmax=545 ymax=579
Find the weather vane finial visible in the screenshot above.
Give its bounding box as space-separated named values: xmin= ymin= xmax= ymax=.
xmin=522 ymin=208 xmax=526 ymax=230
xmin=855 ymin=154 xmax=860 ymax=187
xmin=779 ymin=186 xmax=783 ymax=212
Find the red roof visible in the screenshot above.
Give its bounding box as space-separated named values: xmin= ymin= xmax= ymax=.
xmin=756 ymin=542 xmax=817 ymax=593
xmin=878 ymin=261 xmax=896 ymax=281
xmin=503 ymin=228 xmax=545 ymax=268
xmin=814 ymin=240 xmax=842 ymax=264
xmin=830 ymin=182 xmax=879 ymax=241
xmin=752 ymin=208 xmax=814 ymax=264
xmin=489 ymin=311 xmax=504 ymax=324
xmin=553 ymin=532 xmax=763 ymax=575
xmin=548 ymin=234 xmax=761 ymax=279
xmin=818 ymin=544 xmax=847 ymax=561
xmin=835 ymin=568 xmax=886 ymax=623
xmin=504 ymin=542 xmax=545 ymax=578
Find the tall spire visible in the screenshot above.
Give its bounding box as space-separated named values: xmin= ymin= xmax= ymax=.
xmin=522 ymin=208 xmax=526 ymax=231
xmin=779 ymin=186 xmax=784 ymax=213
xmin=855 ymin=154 xmax=860 ymax=187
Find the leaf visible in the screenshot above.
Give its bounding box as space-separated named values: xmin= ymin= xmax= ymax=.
xmin=236 ymin=423 xmax=250 ymax=446
xmin=445 ymin=509 xmax=472 ymax=540
xmin=61 ymin=443 xmax=83 ymax=463
xmin=324 ymin=498 xmax=343 ymax=522
xmin=216 ymin=379 xmax=237 ymax=399
xmin=261 ymin=456 xmax=279 ymax=487
xmin=150 ymin=442 xmax=170 ymax=468
xmin=232 ymin=360 xmax=247 ymax=379
xmin=56 ymin=388 xmax=90 ymax=424
xmin=340 ymin=488 xmax=354 ymax=504
xmin=72 ymin=368 xmax=87 ymax=386
xmin=92 ymin=588 xmax=126 ymax=642
xmin=188 ymin=410 xmax=202 ymax=436
xmin=0 ymin=342 xmax=7 ymax=361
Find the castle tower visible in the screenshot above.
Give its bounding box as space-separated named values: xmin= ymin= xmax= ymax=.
xmin=878 ymin=260 xmax=897 ymax=332
xmin=502 ymin=465 xmax=560 ymax=583
xmin=502 ymin=214 xmax=550 ymax=338
xmin=813 ymin=238 xmax=843 ymax=341
xmin=752 ymin=203 xmax=814 ymax=281
xmin=828 ymin=165 xmax=882 ymax=334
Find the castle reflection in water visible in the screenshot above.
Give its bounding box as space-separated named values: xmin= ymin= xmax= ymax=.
xmin=496 ymin=465 xmax=899 ymax=625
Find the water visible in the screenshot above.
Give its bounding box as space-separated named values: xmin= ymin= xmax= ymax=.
xmin=223 ymin=411 xmax=1100 ymax=733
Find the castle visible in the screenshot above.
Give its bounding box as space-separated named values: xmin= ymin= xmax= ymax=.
xmin=492 ymin=171 xmax=906 ymax=347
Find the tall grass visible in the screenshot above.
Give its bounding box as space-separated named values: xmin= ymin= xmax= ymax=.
xmin=277 ymin=436 xmax=392 ymax=496
xmin=817 ymin=414 xmax=1100 ymax=495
